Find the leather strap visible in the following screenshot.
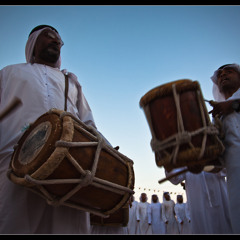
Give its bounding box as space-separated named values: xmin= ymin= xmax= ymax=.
xmin=64 ymin=74 xmax=69 ymax=111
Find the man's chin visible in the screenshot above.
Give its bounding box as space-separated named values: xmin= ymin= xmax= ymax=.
xmin=45 ymin=50 xmax=60 ymax=64
xmin=47 ymin=47 xmax=60 ymax=57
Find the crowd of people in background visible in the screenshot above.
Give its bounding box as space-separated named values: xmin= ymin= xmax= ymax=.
xmin=101 ymin=192 xmax=190 ymax=235
xmin=125 ymin=192 xmax=191 ymax=235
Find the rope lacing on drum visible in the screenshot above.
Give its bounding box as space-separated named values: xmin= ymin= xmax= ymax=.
xmin=150 ymin=83 xmax=223 ymax=167
xmin=16 ymin=110 xmax=134 ymax=218
xmin=79 ymin=170 xmax=93 ymax=187
xmin=151 ymin=131 xmax=191 ymax=152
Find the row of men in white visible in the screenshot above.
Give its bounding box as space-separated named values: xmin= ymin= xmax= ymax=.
xmin=128 ymin=192 xmax=190 ymax=235
xmin=91 ymin=192 xmax=190 ymax=234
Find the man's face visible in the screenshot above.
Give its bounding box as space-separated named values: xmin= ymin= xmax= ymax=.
xmin=33 ymin=29 xmax=63 ymax=65
xmin=164 ymin=192 xmax=170 ymax=201
xmin=152 ymin=195 xmax=158 ymax=203
xmin=217 ymin=67 xmax=240 ymax=94
xmin=141 ymin=193 xmax=147 ymax=202
xmin=177 ymin=195 xmax=183 ymax=203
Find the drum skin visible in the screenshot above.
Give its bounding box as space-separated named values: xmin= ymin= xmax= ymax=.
xmin=9 ymin=109 xmax=135 ymax=216
xmin=140 ymin=79 xmax=224 ymax=173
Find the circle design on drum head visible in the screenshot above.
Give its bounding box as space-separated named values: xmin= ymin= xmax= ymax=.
xmin=19 ymin=121 xmax=52 ymax=165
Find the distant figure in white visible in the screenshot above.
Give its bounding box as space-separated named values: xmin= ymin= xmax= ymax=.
xmin=148 ymin=194 xmax=165 ymax=234
xmin=127 ymin=195 xmax=138 ymax=234
xmin=161 ymin=192 xmax=179 ymax=234
xmin=136 ymin=193 xmax=152 ymax=234
xmin=174 ymin=195 xmax=191 ymax=234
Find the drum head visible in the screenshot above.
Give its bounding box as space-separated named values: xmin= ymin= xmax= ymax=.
xmin=139 ymin=79 xmax=199 ymax=108
xmin=11 ymin=112 xmax=62 ymax=177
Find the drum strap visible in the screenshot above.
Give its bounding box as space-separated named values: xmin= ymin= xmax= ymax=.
xmin=64 ymin=74 xmax=69 ymax=111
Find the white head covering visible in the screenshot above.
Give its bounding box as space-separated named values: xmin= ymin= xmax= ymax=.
xmin=151 ymin=194 xmax=159 ymax=203
xmin=162 ymin=191 xmax=170 ymax=203
xmin=139 ymin=193 xmax=148 ymax=202
xmin=24 ymin=26 xmax=96 ymax=129
xmin=176 ymin=194 xmax=183 ymax=203
xmin=25 ymin=27 xmax=62 ymax=69
xmin=211 ymin=63 xmax=240 ymax=101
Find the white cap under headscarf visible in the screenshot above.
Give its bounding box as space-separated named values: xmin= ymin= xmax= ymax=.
xmin=25 ymin=27 xmax=62 ymax=69
xmin=211 ymin=63 xmax=240 ymax=101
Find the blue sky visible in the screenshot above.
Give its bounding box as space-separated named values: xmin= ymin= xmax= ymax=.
xmin=1 ymin=5 xmax=240 ymax=201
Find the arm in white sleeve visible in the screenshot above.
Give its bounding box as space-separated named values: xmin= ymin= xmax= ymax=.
xmin=174 ymin=205 xmax=183 ymax=223
xmin=185 ymin=202 xmax=191 ymax=222
xmin=136 ymin=203 xmax=140 ymax=221
xmin=147 ymin=204 xmax=152 ymax=224
xmin=165 ymin=167 xmax=187 ymax=185
xmin=161 ymin=203 xmax=167 ymax=223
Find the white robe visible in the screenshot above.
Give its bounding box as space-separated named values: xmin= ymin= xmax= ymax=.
xmin=161 ymin=199 xmax=179 ymax=234
xmin=148 ymin=202 xmax=165 ymax=234
xmin=221 ymin=88 xmax=240 ymax=233
xmin=91 ymin=225 xmax=128 ymax=234
xmin=127 ymin=200 xmax=138 ymax=234
xmin=136 ymin=201 xmax=152 ymax=234
xmin=166 ymin=169 xmax=233 ymax=234
xmin=0 ymin=63 xmax=96 ymax=234
xmin=174 ymin=202 xmax=191 ymax=234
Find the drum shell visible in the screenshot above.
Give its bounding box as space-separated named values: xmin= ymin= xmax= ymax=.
xmin=9 ymin=110 xmax=135 ymax=215
xmin=90 ymin=203 xmax=129 ymax=227
xmin=140 ymin=80 xmax=224 ymax=172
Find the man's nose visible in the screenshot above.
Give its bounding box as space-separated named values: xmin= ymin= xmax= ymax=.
xmin=220 ymin=71 xmax=227 ymax=78
xmin=52 ymin=38 xmax=61 ymax=46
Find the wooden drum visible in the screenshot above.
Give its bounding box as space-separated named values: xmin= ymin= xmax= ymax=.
xmin=90 ymin=202 xmax=129 ymax=227
xmin=139 ymin=79 xmax=224 ymax=173
xmin=8 ymin=108 xmax=135 ymax=218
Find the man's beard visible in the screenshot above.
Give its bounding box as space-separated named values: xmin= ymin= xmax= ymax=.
xmin=39 ymin=44 xmax=60 ymax=64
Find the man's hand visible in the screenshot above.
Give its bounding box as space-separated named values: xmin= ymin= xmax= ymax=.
xmin=208 ymin=100 xmax=235 ymax=118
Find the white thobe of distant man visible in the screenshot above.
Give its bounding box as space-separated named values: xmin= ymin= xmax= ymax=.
xmin=136 ymin=193 xmax=152 ymax=234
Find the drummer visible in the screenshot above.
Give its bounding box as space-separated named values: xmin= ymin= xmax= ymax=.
xmin=0 ymin=25 xmax=97 ymax=234
xmin=210 ymin=63 xmax=240 ymax=234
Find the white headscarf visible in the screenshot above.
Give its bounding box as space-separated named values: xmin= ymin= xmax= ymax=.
xmin=162 ymin=191 xmax=170 ymax=203
xmin=25 ymin=27 xmax=62 ymax=69
xmin=139 ymin=193 xmax=148 ymax=202
xmin=151 ymin=194 xmax=159 ymax=204
xmin=211 ymin=63 xmax=240 ymax=101
xmin=24 ymin=26 xmax=97 ymax=129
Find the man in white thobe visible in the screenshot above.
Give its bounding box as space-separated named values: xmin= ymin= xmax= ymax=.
xmin=166 ymin=169 xmax=232 ymax=234
xmin=210 ymin=63 xmax=240 ymax=233
xmin=161 ymin=192 xmax=179 ymax=234
xmin=127 ymin=195 xmax=138 ymax=234
xmin=136 ymin=193 xmax=152 ymax=234
xmin=148 ymin=194 xmax=165 ymax=234
xmin=174 ymin=195 xmax=191 ymax=234
xmin=0 ymin=25 xmax=97 ymax=234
